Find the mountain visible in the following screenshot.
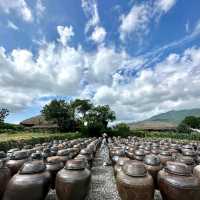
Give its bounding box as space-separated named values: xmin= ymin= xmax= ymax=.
xmin=147 ymin=108 xmax=200 ymax=124
xmin=129 ymin=108 xmax=200 ymax=130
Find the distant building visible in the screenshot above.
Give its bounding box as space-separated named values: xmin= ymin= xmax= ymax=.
xmin=20 ymin=115 xmax=58 ymax=131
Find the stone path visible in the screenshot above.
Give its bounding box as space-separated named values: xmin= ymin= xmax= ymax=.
xmin=86 ymin=139 xmax=121 ymax=200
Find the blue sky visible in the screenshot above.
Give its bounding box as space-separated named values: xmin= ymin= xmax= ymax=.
xmin=0 ymin=0 xmax=200 ymax=124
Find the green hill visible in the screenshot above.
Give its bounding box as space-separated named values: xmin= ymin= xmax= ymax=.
xmin=129 ymin=108 xmax=200 ymax=130
xmin=148 ymin=108 xmax=200 ymax=124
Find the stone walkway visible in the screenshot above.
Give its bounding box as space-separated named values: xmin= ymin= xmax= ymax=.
xmin=86 ymin=139 xmax=121 ymax=200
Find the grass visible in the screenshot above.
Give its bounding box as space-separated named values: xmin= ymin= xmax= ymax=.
xmin=0 ymin=132 xmax=76 ymax=142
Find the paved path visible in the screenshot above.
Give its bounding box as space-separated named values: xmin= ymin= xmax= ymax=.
xmin=86 ymin=139 xmax=121 ymax=200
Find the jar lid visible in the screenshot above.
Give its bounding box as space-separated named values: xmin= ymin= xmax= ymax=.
xmin=178 ymin=156 xmax=195 ymax=165
xmin=12 ymin=150 xmax=28 ymax=160
xmin=47 ymin=156 xmax=63 ymax=164
xmin=117 ymin=157 xmax=130 ymax=166
xmin=160 ymin=151 xmax=171 ymax=156
xmin=57 ymin=149 xmax=70 ymax=156
xmin=165 ymin=162 xmax=191 ymax=176
xmin=122 ymin=161 xmax=147 ymax=177
xmin=65 ymin=159 xmax=86 ymax=170
xmin=0 ymin=151 xmax=6 ymax=159
xmin=20 ymin=161 xmax=46 ymax=174
xmin=182 ymin=150 xmax=196 ymax=157
xmin=144 ymin=155 xmax=161 ymax=166
xmin=135 ymin=150 xmax=145 ymax=156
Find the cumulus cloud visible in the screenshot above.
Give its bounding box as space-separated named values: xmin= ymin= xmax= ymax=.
xmin=119 ymin=0 xmax=177 ymax=40
xmin=0 ymin=0 xmax=33 ymax=22
xmin=92 ymin=46 xmax=200 ymax=121
xmin=57 ymin=25 xmax=74 ymax=46
xmin=81 ymin=0 xmax=106 ymax=44
xmin=90 ymin=26 xmax=107 ymax=44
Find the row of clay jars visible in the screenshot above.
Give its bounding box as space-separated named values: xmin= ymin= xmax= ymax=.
xmin=116 ymin=159 xmax=200 ymax=200
xmin=2 ymin=139 xmax=98 ymax=200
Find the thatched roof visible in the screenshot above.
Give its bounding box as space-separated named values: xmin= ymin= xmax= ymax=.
xmin=20 ymin=115 xmax=55 ymax=127
xmin=129 ymin=121 xmax=177 ymax=131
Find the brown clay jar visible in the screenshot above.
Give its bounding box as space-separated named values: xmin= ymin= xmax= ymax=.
xmin=116 ymin=160 xmax=154 ymax=200
xmin=46 ymin=156 xmax=64 ymax=189
xmin=158 ymin=161 xmax=200 ymax=200
xmin=3 ymin=160 xmax=51 ymax=200
xmin=0 ymin=159 xmax=11 ymax=199
xmin=114 ymin=157 xmax=130 ymax=177
xmin=159 ymin=151 xmax=172 ymax=166
xmin=6 ymin=150 xmax=28 ymax=176
xmin=56 ymin=159 xmax=91 ymax=200
xmin=144 ymin=154 xmax=162 ymax=189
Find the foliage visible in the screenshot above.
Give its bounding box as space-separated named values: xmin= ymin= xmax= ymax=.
xmin=0 ymin=123 xmax=25 ymax=133
xmin=111 ymin=123 xmax=131 ymax=137
xmin=178 ymin=116 xmax=200 ymax=133
xmin=41 ymin=100 xmax=74 ymax=132
xmin=0 ymin=108 xmax=9 ymax=125
xmin=82 ymin=105 xmax=116 ymax=136
xmin=41 ymin=99 xmax=116 ymax=135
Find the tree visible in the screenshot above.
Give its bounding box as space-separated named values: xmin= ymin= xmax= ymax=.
xmin=182 ymin=116 xmax=200 ymax=129
xmin=83 ymin=105 xmax=116 ymax=136
xmin=41 ymin=100 xmax=73 ymax=132
xmin=0 ymin=108 xmax=9 ymax=125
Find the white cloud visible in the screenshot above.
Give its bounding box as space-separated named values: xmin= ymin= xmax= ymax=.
xmin=0 ymin=0 xmax=33 ymax=22
xmin=119 ymin=0 xmax=177 ymax=40
xmin=57 ymin=26 xmax=74 ymax=46
xmin=91 ymin=46 xmax=200 ymax=121
xmin=119 ymin=4 xmax=150 ymax=40
xmin=81 ymin=0 xmax=107 ymax=44
xmin=155 ymin=0 xmax=177 ymax=13
xmin=36 ymin=0 xmax=45 ymax=18
xmin=7 ymin=21 xmax=19 ymax=31
xmin=90 ymin=26 xmax=107 ymax=43
xmin=81 ymin=0 xmax=100 ymax=32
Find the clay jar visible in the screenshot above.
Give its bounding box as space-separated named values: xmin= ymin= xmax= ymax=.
xmin=46 ymin=156 xmax=64 ymax=189
xmin=56 ymin=159 xmax=91 ymax=200
xmin=144 ymin=154 xmax=162 ymax=189
xmin=0 ymin=157 xmax=11 ymax=199
xmin=57 ymin=149 xmax=70 ymax=164
xmin=158 ymin=162 xmax=200 ymax=200
xmin=116 ymin=160 xmax=154 ymax=200
xmin=159 ymin=151 xmax=172 ymax=166
xmin=134 ymin=149 xmax=145 ymax=162
xmin=114 ymin=157 xmax=130 ymax=177
xmin=3 ymin=161 xmax=51 ymax=200
xmin=6 ymin=150 xmax=28 ymax=176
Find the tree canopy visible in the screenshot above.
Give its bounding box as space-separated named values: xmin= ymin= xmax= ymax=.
xmin=0 ymin=108 xmax=9 ymax=125
xmin=41 ymin=99 xmax=116 ymax=135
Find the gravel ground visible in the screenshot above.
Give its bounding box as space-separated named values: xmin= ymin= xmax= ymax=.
xmin=45 ymin=140 xmax=163 ymax=200
xmin=86 ymin=139 xmax=121 ymax=200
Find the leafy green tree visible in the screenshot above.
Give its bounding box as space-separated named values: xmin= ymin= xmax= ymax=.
xmin=41 ymin=100 xmax=73 ymax=132
xmin=0 ymin=108 xmax=9 ymax=125
xmin=83 ymin=105 xmax=116 ymax=136
xmin=177 ymin=122 xmax=191 ymax=133
xmin=182 ymin=116 xmax=200 ymax=129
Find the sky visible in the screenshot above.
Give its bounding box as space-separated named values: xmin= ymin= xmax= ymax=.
xmin=0 ymin=0 xmax=200 ymax=124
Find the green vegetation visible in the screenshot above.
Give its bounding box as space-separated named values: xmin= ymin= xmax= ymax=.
xmin=178 ymin=116 xmax=200 ymax=133
xmin=148 ymin=108 xmax=200 ymax=124
xmin=42 ymin=99 xmax=116 ymax=136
